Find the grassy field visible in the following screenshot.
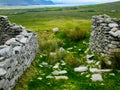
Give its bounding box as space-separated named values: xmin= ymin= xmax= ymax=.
xmin=0 ymin=1 xmax=120 ymax=90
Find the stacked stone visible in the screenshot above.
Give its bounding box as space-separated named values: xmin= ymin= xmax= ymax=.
xmin=0 ymin=16 xmax=39 ymax=90
xmin=90 ymin=14 xmax=120 ymax=56
xmin=0 ymin=16 xmax=23 ymax=45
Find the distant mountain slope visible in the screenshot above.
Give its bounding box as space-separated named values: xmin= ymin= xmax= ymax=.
xmin=0 ymin=0 xmax=54 ymax=6
xmin=78 ymin=1 xmax=120 ymax=11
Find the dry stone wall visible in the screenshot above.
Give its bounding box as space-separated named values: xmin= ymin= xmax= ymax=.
xmin=90 ymin=14 xmax=120 ymax=56
xmin=0 ymin=16 xmax=38 ymax=90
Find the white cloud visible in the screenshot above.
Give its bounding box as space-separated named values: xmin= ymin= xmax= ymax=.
xmin=51 ymin=0 xmax=119 ymax=3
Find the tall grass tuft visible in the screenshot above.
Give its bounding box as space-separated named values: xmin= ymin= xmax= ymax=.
xmin=64 ymin=53 xmax=81 ymax=68
xmin=109 ymin=51 xmax=120 ymax=69
xmin=65 ymin=26 xmax=88 ymax=42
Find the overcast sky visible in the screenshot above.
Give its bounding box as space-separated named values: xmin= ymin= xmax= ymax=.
xmin=51 ymin=0 xmax=119 ymax=3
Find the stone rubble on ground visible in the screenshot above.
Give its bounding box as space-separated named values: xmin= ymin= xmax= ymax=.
xmin=91 ymin=74 xmax=103 ymax=82
xmin=53 ymin=63 xmax=60 ymax=69
xmin=55 ymin=76 xmax=68 ymax=80
xmin=46 ymin=75 xmax=54 ymax=79
xmin=52 ymin=27 xmax=59 ymax=33
xmin=74 ymin=66 xmax=88 ymax=72
xmin=52 ymin=70 xmax=67 ymax=75
xmin=50 ymin=52 xmax=57 ymax=56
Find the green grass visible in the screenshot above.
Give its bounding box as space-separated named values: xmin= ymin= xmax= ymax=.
xmin=0 ymin=2 xmax=120 ymax=90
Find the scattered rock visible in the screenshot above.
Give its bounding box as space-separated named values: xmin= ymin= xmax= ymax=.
xmin=91 ymin=74 xmax=103 ymax=82
xmin=38 ymin=77 xmax=42 ymax=80
xmin=78 ymin=49 xmax=81 ymax=51
xmin=52 ymin=70 xmax=67 ymax=75
xmin=52 ymin=28 xmax=59 ymax=33
xmin=41 ymin=62 xmax=48 ymax=66
xmin=50 ymin=52 xmax=57 ymax=56
xmin=53 ymin=63 xmax=60 ymax=69
xmin=86 ymin=54 xmax=94 ymax=60
xmin=46 ymin=75 xmax=54 ymax=79
xmin=100 ymin=83 xmax=104 ymax=85
xmin=90 ymin=68 xmax=99 ymax=73
xmin=86 ymin=60 xmax=94 ymax=64
xmin=84 ymin=48 xmax=89 ymax=54
xmin=86 ymin=74 xmax=90 ymax=78
xmin=61 ymin=60 xmax=66 ymax=66
xmin=58 ymin=70 xmax=67 ymax=74
xmin=109 ymin=73 xmax=115 ymax=76
xmin=55 ymin=76 xmax=68 ymax=80
xmin=59 ymin=47 xmax=65 ymax=52
xmin=96 ymin=69 xmax=112 ymax=73
xmin=74 ymin=66 xmax=88 ymax=72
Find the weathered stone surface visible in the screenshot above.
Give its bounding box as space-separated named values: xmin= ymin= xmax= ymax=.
xmin=90 ymin=14 xmax=120 ymax=56
xmin=0 ymin=16 xmax=39 ymax=90
xmin=108 ymin=23 xmax=118 ymax=28
xmin=91 ymin=74 xmax=103 ymax=82
xmin=89 ymin=14 xmax=120 ymax=68
xmin=74 ymin=66 xmax=88 ymax=72
xmin=0 ymin=68 xmax=6 ymax=76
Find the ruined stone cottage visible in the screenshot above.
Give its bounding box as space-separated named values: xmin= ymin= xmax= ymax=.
xmin=90 ymin=14 xmax=120 ymax=68
xmin=0 ymin=16 xmax=38 ymax=90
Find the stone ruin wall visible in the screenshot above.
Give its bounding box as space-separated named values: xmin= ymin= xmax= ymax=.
xmin=0 ymin=16 xmax=38 ymax=90
xmin=90 ymin=14 xmax=120 ymax=57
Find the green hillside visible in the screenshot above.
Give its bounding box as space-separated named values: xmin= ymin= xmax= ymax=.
xmin=0 ymin=1 xmax=120 ymax=90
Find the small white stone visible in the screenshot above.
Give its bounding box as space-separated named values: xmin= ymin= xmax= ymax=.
xmin=53 ymin=63 xmax=60 ymax=69
xmin=55 ymin=76 xmax=68 ymax=80
xmin=95 ymin=61 xmax=100 ymax=66
xmin=46 ymin=75 xmax=54 ymax=79
xmin=74 ymin=66 xmax=88 ymax=72
xmin=50 ymin=52 xmax=56 ymax=56
xmin=59 ymin=70 xmax=67 ymax=74
xmin=106 ymin=61 xmax=112 ymax=65
xmin=91 ymin=74 xmax=103 ymax=82
xmin=52 ymin=28 xmax=59 ymax=33
xmin=59 ymin=47 xmax=65 ymax=52
xmin=52 ymin=70 xmax=60 ymax=75
xmin=86 ymin=74 xmax=90 ymax=78
xmin=87 ymin=60 xmax=94 ymax=64
xmin=52 ymin=70 xmax=67 ymax=75
xmin=61 ymin=61 xmax=66 ymax=66
xmin=90 ymin=68 xmax=99 ymax=73
xmin=109 ymin=73 xmax=115 ymax=76
xmin=39 ymin=64 xmax=43 ymax=67
xmin=96 ymin=69 xmax=112 ymax=73
xmin=41 ymin=62 xmax=48 ymax=66
xmin=38 ymin=77 xmax=42 ymax=80
xmin=86 ymin=54 xmax=94 ymax=60
xmin=84 ymin=48 xmax=89 ymax=54
xmin=67 ymin=47 xmax=73 ymax=50
xmin=78 ymin=49 xmax=81 ymax=51
xmin=100 ymin=83 xmax=104 ymax=85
